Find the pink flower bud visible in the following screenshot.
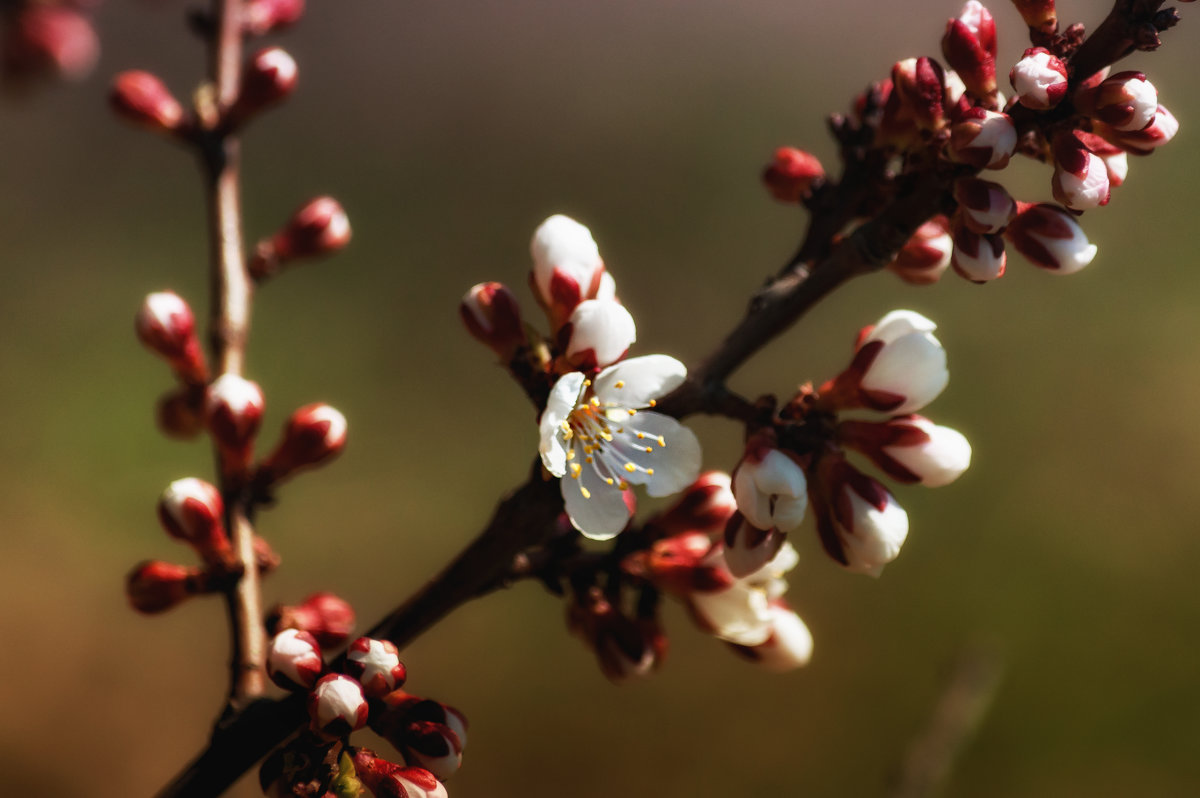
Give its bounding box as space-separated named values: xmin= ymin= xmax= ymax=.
xmin=259 ymin=403 xmax=347 ymax=483
xmin=723 ymin=521 xmax=787 ymax=580
xmin=890 ymin=57 xmax=948 ymax=131
xmin=1099 ymin=105 xmax=1178 ymax=154
xmin=812 ymin=458 xmax=909 ymax=577
xmin=1011 ymin=0 xmax=1057 ymax=33
xmin=941 ymin=1 xmax=997 ymax=98
xmin=353 ymin=750 xmax=448 ymax=798
xmin=946 ymin=107 xmax=1015 ymax=169
xmin=953 ymin=178 xmax=1016 ymax=234
xmin=238 ymin=47 xmax=297 ymax=113
xmin=567 ymin=588 xmax=664 ymax=683
xmin=156 ymin=386 xmax=206 ymax=440
xmin=126 ymin=560 xmax=208 ymax=614
xmin=1051 ymin=134 xmax=1110 ymax=210
xmin=110 ymin=71 xmax=186 ymax=134
xmin=308 ymin=673 xmax=368 ymax=740
xmin=402 ymin=723 xmax=465 ymax=782
xmin=1009 ymin=47 xmax=1068 ymax=110
xmin=346 ymin=637 xmax=408 ymax=697
xmin=820 ymin=311 xmax=949 ymax=415
xmin=728 ymin=601 xmax=814 ymax=671
xmin=951 ymin=226 xmax=1006 ymax=283
xmin=268 ymin=591 xmax=357 ymax=649
xmin=886 ymin=217 xmax=953 ymax=286
xmin=459 ymin=281 xmax=525 ymax=361
xmin=243 ymin=0 xmax=305 ymax=36
xmin=762 ymin=147 xmax=825 ymax=203
xmin=2 ymin=6 xmax=98 ymax=82
xmin=373 ymin=692 xmax=470 ymax=777
xmin=251 ymin=197 xmax=352 ymax=280
xmin=839 ymin=415 xmax=972 ymax=487
xmin=686 ymin=543 xmax=797 ymax=646
xmin=205 ymin=374 xmax=265 ymax=466
xmin=1075 ymin=131 xmax=1128 ymax=187
xmin=135 ymin=292 xmax=207 ymax=384
xmin=267 ymin=628 xmax=324 ymax=690
xmin=157 ymin=477 xmax=232 ymax=564
xmin=651 ymin=471 xmax=737 ymax=538
xmin=732 ymin=438 xmax=808 ymax=533
xmin=530 ymin=214 xmax=607 ymax=329
xmin=624 ymin=532 xmax=731 ymax=596
xmin=1004 ymin=202 xmax=1097 ymax=274
xmin=1075 ymin=71 xmax=1157 ymax=132
xmin=560 ymin=299 xmax=636 ymax=371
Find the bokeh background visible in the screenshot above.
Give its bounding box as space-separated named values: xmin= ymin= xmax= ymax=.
xmin=3 ymin=1 xmax=1200 ymax=796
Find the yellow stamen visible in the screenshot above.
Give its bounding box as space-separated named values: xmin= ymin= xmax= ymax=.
xmin=570 ymin=463 xmax=582 ymax=479
xmin=580 ymin=486 xmax=591 ymax=499
xmin=648 ymin=399 xmax=657 ymax=407
xmin=614 ymin=381 xmax=625 ymax=389
xmin=624 ymin=463 xmax=636 ymax=473
xmin=646 ymin=468 xmax=655 ymax=476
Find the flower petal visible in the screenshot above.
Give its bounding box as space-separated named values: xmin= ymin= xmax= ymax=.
xmin=690 ymin=583 xmax=773 ymax=646
xmin=539 ymin=372 xmax=585 ymax=477
xmin=617 ymin=412 xmax=702 ymax=497
xmin=867 ymin=310 xmax=937 ymax=345
xmin=734 ymin=465 xmax=774 ymax=530
xmin=563 ymin=457 xmax=633 ymax=541
xmin=594 ymin=354 xmax=687 ymax=408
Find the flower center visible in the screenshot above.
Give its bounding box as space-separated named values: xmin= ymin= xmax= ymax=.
xmin=558 ymin=379 xmax=666 ymax=498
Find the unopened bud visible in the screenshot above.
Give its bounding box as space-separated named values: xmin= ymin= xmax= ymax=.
xmin=762 ymin=147 xmax=824 ymax=203
xmin=251 ymin=196 xmax=352 ymax=279
xmin=345 ymin=637 xmax=408 ymax=697
xmin=1011 ymin=0 xmax=1057 ymax=34
xmin=268 ymin=591 xmax=356 ymax=648
xmin=839 ymin=415 xmax=972 ymax=487
xmin=953 ymin=178 xmax=1015 ymax=234
xmin=110 ymin=71 xmax=186 ymax=134
xmin=1004 ymin=202 xmax=1097 ymax=274
xmin=157 ymin=477 xmax=232 ymax=565
xmin=890 ymin=57 xmax=948 ymax=131
xmin=1010 ymin=48 xmax=1067 ymax=110
xmin=886 ymin=217 xmax=953 ymax=285
xmin=652 ymin=471 xmax=737 ymax=538
xmin=1074 ymin=131 xmax=1128 ymax=187
xmin=812 ymin=458 xmax=909 ymax=577
xmin=259 ymin=403 xmax=347 ymax=483
xmin=3 ymin=6 xmax=98 ymax=82
xmin=732 ymin=438 xmax=808 ymax=534
xmin=1075 ymin=71 xmax=1157 ymax=132
xmin=395 ymin=721 xmax=464 ymax=781
xmin=243 ymin=0 xmax=306 ymax=35
xmin=205 ymin=374 xmax=265 ymax=468
xmin=946 ymin=107 xmax=1015 ymax=169
xmin=728 ymin=601 xmax=814 ymax=671
xmin=156 ymin=386 xmax=206 ymax=440
xmin=529 ymin=214 xmax=607 ymax=330
xmin=308 ymin=673 xmax=368 ymax=740
xmin=237 ymin=47 xmax=297 ymax=116
xmin=352 ymin=750 xmax=448 ymax=798
xmin=941 ymin=1 xmax=997 ymax=99
xmin=267 ymin=628 xmax=324 ymax=690
xmin=459 ymin=282 xmax=525 ymax=361
xmin=1099 ymin=105 xmax=1178 ymax=154
xmin=561 ymin=298 xmax=636 ymax=371
xmin=126 ymin=560 xmax=207 ymax=614
xmin=951 ymin=226 xmax=1007 ymax=283
xmin=1051 ymin=133 xmax=1110 ymax=210
xmin=135 ymin=292 xmax=207 ymax=384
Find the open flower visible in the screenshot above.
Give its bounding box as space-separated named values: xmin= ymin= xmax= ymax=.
xmin=539 ymin=355 xmax=702 ymax=540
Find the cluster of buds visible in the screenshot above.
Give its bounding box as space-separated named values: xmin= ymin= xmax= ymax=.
xmin=462 ymin=215 xmax=703 ymax=540
xmin=261 ymin=615 xmax=466 ymax=797
xmin=1 ymin=0 xmax=98 ymax=86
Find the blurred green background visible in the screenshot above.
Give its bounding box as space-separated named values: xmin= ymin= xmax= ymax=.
xmin=2 ymin=1 xmax=1199 ymax=796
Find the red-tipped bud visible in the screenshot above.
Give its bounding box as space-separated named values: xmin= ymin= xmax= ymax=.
xmin=946 ymin=107 xmax=1015 ymax=170
xmin=652 ymin=471 xmax=737 ymax=538
xmin=951 ymin=225 xmax=1006 ymax=283
xmin=243 ymin=0 xmax=306 ymax=35
xmin=374 ymin=691 xmax=470 ymax=758
xmin=953 ymin=177 xmax=1016 ymax=234
xmin=727 ymin=601 xmax=814 ymax=671
xmin=941 ymin=1 xmax=997 ymax=98
xmin=529 ymin=214 xmax=609 ymax=331
xmin=623 ymin=531 xmax=731 ymax=596
xmin=1051 ymin=133 xmax=1110 ymax=210
xmin=891 ymin=57 xmax=948 ymax=132
xmin=396 ymin=721 xmax=464 ymax=781
xmin=353 ymin=750 xmax=448 ymax=798
xmin=156 ymin=386 xmax=207 ymax=440
xmin=126 ymin=560 xmax=208 ymax=614
xmin=110 ymin=71 xmax=186 ymax=134
xmin=839 ymin=415 xmax=972 ymax=487
xmin=267 ymin=628 xmax=324 ymax=690
xmin=157 ymin=477 xmax=233 ymax=565
xmin=560 ymin=298 xmax=636 ymax=371
xmin=346 ymin=637 xmax=408 ymax=698
xmin=205 ymin=374 xmax=265 ymax=469
xmin=135 ymin=292 xmax=208 ymax=384
xmin=567 ymin=588 xmax=664 ymax=684
xmin=251 ymin=197 xmax=352 ymax=280
xmin=259 ymin=403 xmax=347 ymax=483
xmin=1075 ymin=71 xmax=1157 ymax=132
xmin=762 ymin=147 xmax=825 ymax=203
xmin=269 ymin=591 xmax=356 ymax=648
xmin=811 ymin=457 xmax=909 ymax=577
xmin=2 ymin=6 xmax=98 ymax=82
xmin=308 ymin=674 xmax=368 ymax=740
xmin=1098 ymin=105 xmax=1179 ymax=155
xmin=887 ymin=216 xmax=953 ymax=285
xmin=237 ymin=47 xmax=297 ymax=114
xmin=1076 ymin=132 xmax=1128 ymax=187
xmin=1011 ymin=0 xmax=1057 ymax=34
xmin=459 ymin=282 xmax=526 ymax=361
xmin=1010 ymin=47 xmax=1067 ymax=110
xmin=1004 ymin=202 xmax=1097 ymax=274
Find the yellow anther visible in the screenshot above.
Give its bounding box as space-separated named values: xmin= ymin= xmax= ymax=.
xmin=644 ymin=446 xmax=653 ymax=453
xmin=624 ymin=463 xmax=636 ymax=473
xmin=646 ymin=468 xmax=655 ymax=476
xmin=583 ymin=379 xmax=592 ymax=386
xmin=566 ymin=449 xmax=575 ymax=460
xmin=636 ymin=432 xmax=645 ymax=439
xmin=590 ymin=397 xmax=600 ymax=407
xmin=605 ymin=477 xmax=614 ymax=485
xmin=619 ymin=480 xmax=629 ymax=490
xmin=648 ymin=399 xmax=657 ymax=407
xmin=614 ymin=381 xmax=625 ymax=389
xmin=658 ymin=436 xmax=666 ymax=447
xmin=585 ymin=456 xmax=593 ymax=463
xmin=580 ymin=486 xmax=591 ymax=499
xmin=570 ymin=463 xmax=582 ymax=479
xmin=600 ymin=432 xmax=613 ymax=441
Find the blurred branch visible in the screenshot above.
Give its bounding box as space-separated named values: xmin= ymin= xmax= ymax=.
xmin=886 ymin=643 xmax=1005 ymax=798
